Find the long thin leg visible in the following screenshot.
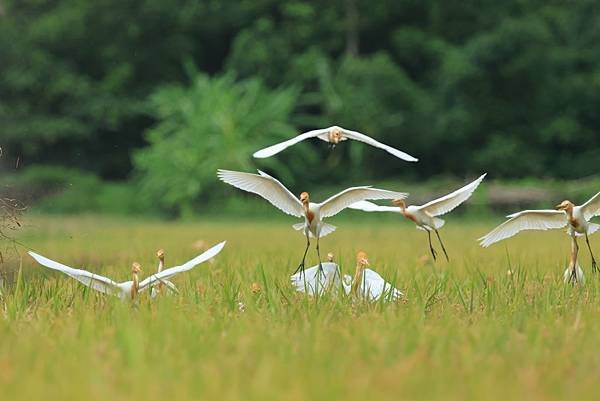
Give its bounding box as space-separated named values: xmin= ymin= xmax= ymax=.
xmin=316 ymin=235 xmax=324 ymax=273
xmin=584 ymin=233 xmax=597 ymax=273
xmin=293 ymin=234 xmax=310 ymax=275
xmin=427 ymin=230 xmax=437 ymax=261
xmin=569 ymin=236 xmax=579 ymax=284
xmin=434 ymin=229 xmax=450 ymax=262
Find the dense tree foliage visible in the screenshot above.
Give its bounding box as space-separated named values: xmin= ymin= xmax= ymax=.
xmin=1 ymin=0 xmax=599 ymax=212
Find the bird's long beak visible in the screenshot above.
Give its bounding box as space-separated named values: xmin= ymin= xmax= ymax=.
xmin=555 ymin=203 xmax=563 ymax=210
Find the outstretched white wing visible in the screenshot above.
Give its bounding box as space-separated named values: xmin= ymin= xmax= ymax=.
xmin=581 ymin=191 xmax=600 ymax=221
xmin=359 ymin=269 xmax=403 ymax=302
xmin=252 ymin=128 xmax=329 ymax=158
xmin=341 ymin=127 xmax=418 ymax=162
xmin=139 ymin=241 xmax=226 ymax=290
xmin=218 ymin=170 xmax=303 ymax=217
xmin=479 ymin=210 xmax=567 ymax=248
xmin=319 ymin=187 xmax=407 ymax=218
xmin=348 ymin=200 xmax=401 ymax=213
xmin=28 ymin=251 xmax=121 ymax=296
xmin=417 ymin=174 xmax=486 ymax=216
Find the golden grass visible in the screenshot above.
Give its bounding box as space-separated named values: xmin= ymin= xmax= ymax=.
xmin=0 ymin=214 xmax=599 ymax=401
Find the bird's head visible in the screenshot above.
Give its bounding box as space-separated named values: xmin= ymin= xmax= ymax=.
xmin=132 ymin=262 xmax=142 ymax=274
xmin=327 ymin=252 xmax=335 ymax=262
xmin=156 ymin=249 xmax=165 ymax=261
xmin=329 ymin=127 xmax=343 ymax=145
xmin=556 ymin=200 xmax=574 ymax=212
xmin=356 ymin=251 xmax=369 ymax=268
xmin=392 ymin=199 xmax=406 ymax=210
xmin=300 ymin=192 xmax=310 ymax=204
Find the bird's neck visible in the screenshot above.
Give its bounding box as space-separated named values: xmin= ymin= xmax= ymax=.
xmin=351 ymin=264 xmax=364 ymax=294
xmin=158 ymin=259 xmax=164 ymax=273
xmin=131 ymin=273 xmax=139 ymax=300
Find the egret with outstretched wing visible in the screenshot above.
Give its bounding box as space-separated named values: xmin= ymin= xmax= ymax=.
xmin=218 ymin=169 xmax=407 ymax=273
xmin=28 ymin=241 xmax=226 ymax=300
xmin=479 ymin=192 xmax=600 ymax=282
xmin=253 ymin=125 xmax=418 ymax=162
xmin=350 ymin=174 xmax=486 ymax=261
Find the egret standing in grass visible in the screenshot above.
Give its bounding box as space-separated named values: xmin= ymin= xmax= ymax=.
xmin=252 ymin=125 xmax=418 ymax=162
xmin=479 ymin=193 xmax=600 ymax=283
xmin=217 ymin=169 xmax=407 ymax=273
xmin=28 ymin=241 xmax=226 ymax=300
xmin=344 ymin=251 xmax=403 ymax=302
xmin=350 ymin=174 xmax=486 ymax=261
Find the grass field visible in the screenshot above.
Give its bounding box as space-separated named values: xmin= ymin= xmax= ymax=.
xmin=1 ymin=214 xmax=599 ymax=401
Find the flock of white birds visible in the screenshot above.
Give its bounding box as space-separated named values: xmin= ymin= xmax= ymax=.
xmin=28 ymin=125 xmax=600 ymax=302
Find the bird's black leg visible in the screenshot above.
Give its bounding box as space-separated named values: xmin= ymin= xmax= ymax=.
xmin=584 ymin=233 xmax=597 ymax=273
xmin=294 ymin=235 xmax=311 ymax=275
xmin=427 ymin=230 xmax=437 ymax=261
xmin=316 ymin=235 xmax=324 ymax=273
xmin=434 ymin=229 xmax=450 ymax=262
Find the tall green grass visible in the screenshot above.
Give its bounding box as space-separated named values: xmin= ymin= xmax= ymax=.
xmin=0 ymin=215 xmax=598 ymax=401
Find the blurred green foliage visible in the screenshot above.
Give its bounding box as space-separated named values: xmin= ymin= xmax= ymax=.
xmin=1 ymin=0 xmax=600 ymax=215
xmin=134 ymin=72 xmax=299 ymax=215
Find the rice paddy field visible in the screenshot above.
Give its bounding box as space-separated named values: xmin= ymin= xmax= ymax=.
xmin=1 ymin=214 xmax=599 ymax=401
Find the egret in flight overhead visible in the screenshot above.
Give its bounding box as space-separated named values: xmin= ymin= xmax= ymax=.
xmin=252 ymin=125 xmax=418 ymax=162
xmin=350 ymin=174 xmax=486 ymax=261
xmin=479 ymin=192 xmax=600 ymax=279
xmin=344 ymin=251 xmax=403 ymax=302
xmin=28 ymin=241 xmax=226 ymax=300
xmin=217 ymin=169 xmax=406 ymax=273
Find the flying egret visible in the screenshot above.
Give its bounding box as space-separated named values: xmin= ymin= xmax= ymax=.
xmin=217 ymin=169 xmax=407 ymax=272
xmin=350 ymin=174 xmax=487 ymax=261
xmin=478 ymin=193 xmax=600 ymax=278
xmin=290 ymin=252 xmax=343 ymax=296
xmin=252 ymin=125 xmax=418 ymax=162
xmin=343 ymin=251 xmax=402 ymax=302
xmin=28 ymin=241 xmax=226 ymax=300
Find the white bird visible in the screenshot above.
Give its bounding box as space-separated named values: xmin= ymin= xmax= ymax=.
xmin=290 ymin=253 xmax=343 ymax=296
xmin=350 ymin=174 xmax=487 ymax=261
xmin=478 ymin=194 xmax=600 ymax=276
xmin=217 ymin=169 xmax=407 ymax=273
xmin=28 ymin=241 xmax=226 ymax=300
xmin=252 ymin=125 xmax=418 ymax=162
xmin=343 ymin=251 xmax=403 ymax=302
xmin=150 ymin=249 xmax=179 ymax=298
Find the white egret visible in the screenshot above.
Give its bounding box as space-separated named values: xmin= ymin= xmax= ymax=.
xmin=350 ymin=174 xmax=486 ymax=261
xmin=252 ymin=125 xmax=418 ymax=162
xmin=150 ymin=249 xmax=179 ymax=298
xmin=217 ymin=169 xmax=406 ymax=272
xmin=28 ymin=241 xmax=226 ymax=300
xmin=344 ymin=251 xmax=403 ymax=302
xmin=479 ymin=194 xmax=600 ymax=272
xmin=290 ymin=252 xmax=343 ymax=296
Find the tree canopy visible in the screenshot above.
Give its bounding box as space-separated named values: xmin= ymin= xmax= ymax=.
xmin=1 ymin=0 xmax=599 ymax=213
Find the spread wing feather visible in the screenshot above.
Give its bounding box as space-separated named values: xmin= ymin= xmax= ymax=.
xmin=418 ymin=174 xmax=486 ymax=217
xmin=218 ymin=170 xmax=303 ymax=217
xmin=479 ymin=210 xmax=567 ymax=248
xmin=319 ymin=187 xmax=407 ymax=218
xmin=139 ymin=241 xmax=226 ymax=290
xmin=28 ymin=251 xmax=121 ymax=295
